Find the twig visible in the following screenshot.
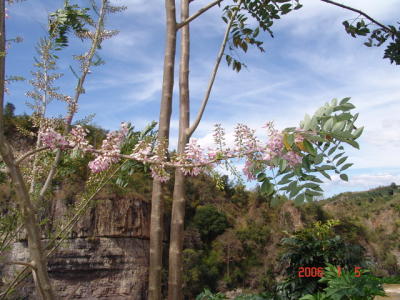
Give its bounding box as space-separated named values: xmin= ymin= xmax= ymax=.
xmin=6 ymin=261 xmax=36 ymax=270
xmin=177 ymin=0 xmax=224 ymax=30
xmin=186 ymin=0 xmax=243 ymax=137
xmin=320 ymin=0 xmax=391 ymax=32
xmin=16 ymin=146 xmax=50 ymax=165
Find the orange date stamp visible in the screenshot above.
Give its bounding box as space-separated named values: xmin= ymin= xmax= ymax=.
xmin=298 ymin=266 xmax=362 ymax=277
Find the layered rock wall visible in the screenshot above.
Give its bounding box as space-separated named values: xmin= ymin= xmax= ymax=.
xmin=2 ymin=195 xmax=151 ymax=299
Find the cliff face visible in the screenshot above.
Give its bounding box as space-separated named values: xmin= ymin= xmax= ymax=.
xmin=4 ymin=194 xmax=151 ymax=299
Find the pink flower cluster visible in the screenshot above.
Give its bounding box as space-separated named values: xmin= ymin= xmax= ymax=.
xmin=88 ymin=123 xmax=129 ymax=173
xmin=69 ymin=125 xmax=92 ymax=149
xmin=41 ymin=128 xmax=69 ymax=149
xmin=150 ymin=164 xmax=170 ymax=183
xmin=130 ymin=140 xmax=152 ymax=161
xmin=180 ymin=139 xmax=207 ymax=176
xmin=213 ymin=124 xmax=226 ymax=149
xmin=38 ymin=120 xmax=309 ymax=182
xmin=243 ymin=160 xmax=257 ymax=181
xmin=263 ymin=121 xmax=284 ymax=161
xmin=234 ymin=124 xmax=260 ymax=153
xmin=283 ymin=151 xmax=303 ymax=167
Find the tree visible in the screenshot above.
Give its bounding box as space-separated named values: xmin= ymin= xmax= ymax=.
xmin=0 ymin=1 xmax=122 ymax=298
xmin=3 ymin=102 xmax=14 ymax=117
xmin=151 ymin=1 xmax=399 ymax=297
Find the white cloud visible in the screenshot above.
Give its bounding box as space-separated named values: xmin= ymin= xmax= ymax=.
xmin=324 ymin=172 xmax=400 ymax=189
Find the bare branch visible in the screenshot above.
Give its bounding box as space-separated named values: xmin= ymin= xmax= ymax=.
xmin=15 ymin=146 xmax=49 ymax=165
xmin=6 ymin=261 xmax=36 ymax=270
xmin=320 ymin=0 xmax=391 ymax=32
xmin=186 ymin=1 xmax=242 ymax=138
xmin=177 ymin=0 xmax=224 ymax=30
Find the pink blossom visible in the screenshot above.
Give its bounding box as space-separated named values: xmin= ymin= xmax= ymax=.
xmin=88 ymin=122 xmax=129 ymax=173
xmin=283 ymin=151 xmax=303 ymax=167
xmin=41 ymin=128 xmax=69 ymax=149
xmin=69 ymin=125 xmax=92 ymax=149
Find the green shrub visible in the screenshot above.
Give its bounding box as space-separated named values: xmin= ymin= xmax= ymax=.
xmin=276 ymin=220 xmax=366 ymax=299
xmin=192 ymin=205 xmax=230 ymax=243
xmin=300 ymin=264 xmax=386 ymax=300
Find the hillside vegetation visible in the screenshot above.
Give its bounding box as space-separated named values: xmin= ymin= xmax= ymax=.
xmin=1 ymin=112 xmax=399 ymax=298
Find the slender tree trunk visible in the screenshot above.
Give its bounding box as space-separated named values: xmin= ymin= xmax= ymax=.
xmin=168 ymin=1 xmax=190 ymax=299
xmin=0 ymin=2 xmax=55 ymax=299
xmin=148 ymin=1 xmax=177 ymax=299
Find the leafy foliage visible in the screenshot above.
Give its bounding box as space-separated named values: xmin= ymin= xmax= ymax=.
xmin=184 ymin=248 xmax=225 ymax=297
xmin=300 ymin=264 xmax=386 ymax=300
xmin=223 ymin=0 xmax=303 ymax=72
xmin=192 ymin=205 xmax=230 ymax=243
xmin=48 ymin=0 xmax=92 ymax=49
xmin=342 ymin=19 xmax=400 ymax=65
xmin=276 ymin=220 xmax=367 ymax=299
xmin=196 ymin=289 xmax=227 ymax=300
xmin=258 ymin=98 xmax=362 ymax=205
xmin=113 ymin=121 xmax=157 ymax=189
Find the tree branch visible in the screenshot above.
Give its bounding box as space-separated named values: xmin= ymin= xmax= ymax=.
xmin=38 ymin=0 xmax=108 ymax=201
xmin=6 ymin=261 xmax=37 ymax=270
xmin=186 ymin=1 xmax=242 ymax=138
xmin=15 ymin=146 xmax=50 ymax=165
xmin=320 ymin=0 xmax=391 ymax=32
xmin=177 ymin=0 xmax=224 ymax=30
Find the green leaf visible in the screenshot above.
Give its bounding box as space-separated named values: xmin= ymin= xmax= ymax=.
xmin=225 ymin=54 xmax=232 ymax=66
xmin=317 ymin=165 xmax=336 ymax=171
xmin=332 ymin=121 xmax=345 ymax=133
xmin=314 ymin=154 xmax=324 ymax=164
xmin=332 ymin=152 xmax=344 ymax=161
xmin=319 ymin=170 xmax=331 ymax=180
xmin=302 ymin=155 xmax=311 ymax=171
xmin=340 ymin=174 xmax=349 ymax=181
xmin=345 ymin=139 xmax=360 ymax=149
xmin=340 ymin=103 xmax=356 ymax=111
xmin=304 ymin=175 xmax=323 ymax=183
xmin=257 ymin=172 xmax=266 ymax=182
xmin=278 ymin=173 xmax=295 ymax=185
xmin=332 ymin=131 xmax=354 ymax=140
xmin=339 ymin=97 xmax=351 ymax=105
xmin=303 ymin=140 xmax=316 ymax=156
xmin=305 ymin=189 xmax=323 ymax=197
xmin=289 ymin=184 xmax=302 ymax=198
xmin=353 ymin=126 xmax=364 ymax=139
xmin=305 ymin=193 xmax=314 ymax=203
xmin=336 ymin=156 xmax=347 ymax=166
xmin=279 ymin=159 xmax=288 ymax=172
xmin=294 ymin=193 xmax=305 ymax=206
xmin=303 ymin=183 xmax=319 ymax=189
xmin=340 ymin=163 xmax=353 ymax=171
xmin=323 ymin=118 xmax=334 ymax=131
xmin=261 ymin=179 xmax=274 ymax=196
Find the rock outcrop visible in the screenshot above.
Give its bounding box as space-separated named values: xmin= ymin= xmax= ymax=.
xmin=3 ymin=194 xmax=151 ymax=299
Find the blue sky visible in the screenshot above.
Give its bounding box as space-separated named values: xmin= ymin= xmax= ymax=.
xmin=5 ymin=0 xmax=400 ymax=197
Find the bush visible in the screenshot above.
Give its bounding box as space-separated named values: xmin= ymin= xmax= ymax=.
xmin=276 ymin=220 xmax=367 ymax=299
xmin=300 ymin=264 xmax=386 ymax=300
xmin=192 ymin=205 xmax=230 ymax=243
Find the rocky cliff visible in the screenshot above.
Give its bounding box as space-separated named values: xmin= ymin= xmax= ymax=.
xmin=3 ymin=194 xmax=151 ymax=299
